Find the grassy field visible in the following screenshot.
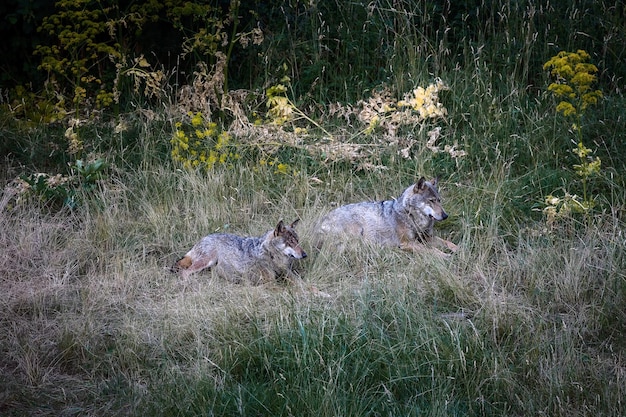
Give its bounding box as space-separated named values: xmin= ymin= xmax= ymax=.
xmin=1 ymin=112 xmax=625 ymax=416
xmin=1 ymin=2 xmax=626 ymax=413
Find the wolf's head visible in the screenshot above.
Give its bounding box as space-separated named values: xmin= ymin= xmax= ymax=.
xmin=404 ymin=177 xmax=448 ymax=222
xmin=272 ymin=219 xmax=308 ymax=259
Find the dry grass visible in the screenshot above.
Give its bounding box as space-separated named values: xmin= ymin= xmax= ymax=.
xmin=1 ymin=160 xmax=624 ymax=416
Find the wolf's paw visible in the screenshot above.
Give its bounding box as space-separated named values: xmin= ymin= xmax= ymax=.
xmin=445 ymin=240 xmax=459 ymax=252
xmin=309 ymin=285 xmax=332 ymax=298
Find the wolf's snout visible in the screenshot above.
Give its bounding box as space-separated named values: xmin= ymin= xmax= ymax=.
xmin=290 ymin=249 xmax=307 ymax=259
xmin=431 ymin=211 xmax=448 ymax=221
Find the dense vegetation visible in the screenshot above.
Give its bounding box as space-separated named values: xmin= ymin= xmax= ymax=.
xmin=1 ymin=1 xmax=625 ymax=416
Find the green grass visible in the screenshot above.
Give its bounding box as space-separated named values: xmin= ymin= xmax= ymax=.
xmin=1 ymin=139 xmax=624 ymax=415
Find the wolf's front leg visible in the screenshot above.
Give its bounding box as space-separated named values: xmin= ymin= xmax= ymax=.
xmin=432 ymin=236 xmax=459 ymax=253
xmin=400 ymin=240 xmax=452 ymax=258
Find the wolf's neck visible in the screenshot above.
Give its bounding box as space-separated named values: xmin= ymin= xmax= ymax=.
xmin=394 ymin=193 xmax=432 ymax=229
xmin=393 ymin=191 xmax=416 ymax=216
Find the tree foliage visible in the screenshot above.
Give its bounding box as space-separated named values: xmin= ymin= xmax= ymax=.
xmin=0 ymin=0 xmax=624 ymax=105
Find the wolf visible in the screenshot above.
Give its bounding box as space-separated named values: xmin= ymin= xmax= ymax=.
xmin=317 ymin=177 xmax=458 ymax=254
xmin=173 ymin=220 xmax=307 ymax=283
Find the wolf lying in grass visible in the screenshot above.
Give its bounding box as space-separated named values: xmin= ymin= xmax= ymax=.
xmin=173 ymin=220 xmax=307 ymax=283
xmin=317 ymin=177 xmax=458 ymax=254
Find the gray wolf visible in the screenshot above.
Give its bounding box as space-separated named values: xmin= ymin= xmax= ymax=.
xmin=317 ymin=177 xmax=458 ymax=254
xmin=173 ymin=220 xmax=307 ymax=283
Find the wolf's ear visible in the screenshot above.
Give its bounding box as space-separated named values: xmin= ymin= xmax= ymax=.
xmin=431 ymin=177 xmax=439 ymax=187
xmin=415 ymin=177 xmax=426 ymax=192
xmin=290 ymin=219 xmax=300 ymax=228
xmin=274 ymin=220 xmax=285 ymax=236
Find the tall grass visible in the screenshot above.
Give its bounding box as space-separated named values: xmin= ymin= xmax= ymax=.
xmin=2 ymin=145 xmax=624 ymax=415
xmin=2 ymin=1 xmax=626 ymax=416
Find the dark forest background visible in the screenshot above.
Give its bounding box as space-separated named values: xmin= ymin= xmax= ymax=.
xmin=2 ymin=0 xmax=625 ymax=103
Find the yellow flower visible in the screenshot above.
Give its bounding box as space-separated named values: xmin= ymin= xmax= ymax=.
xmin=190 ymin=112 xmax=204 ymax=127
xmin=588 ymin=157 xmax=601 ymax=174
xmin=545 ymin=195 xmax=560 ymax=206
xmin=207 ymin=150 xmax=218 ymax=166
xmin=175 ymin=130 xmax=188 ymax=141
xmin=576 ymin=49 xmax=590 ymax=60
xmin=215 ymin=132 xmax=230 ymax=150
xmin=547 ymin=83 xmax=574 ymax=97
xmin=556 ymin=101 xmax=576 ymax=117
xmin=171 ymin=116 xmax=241 ymax=172
xmin=574 ymin=157 xmax=601 ymax=177
xmin=544 ymin=50 xmax=602 ymax=117
xmin=571 ymin=70 xmax=595 ymax=87
xmin=364 ymin=115 xmax=380 ymax=134
xmin=582 ymin=90 xmax=602 ymax=110
xmin=397 ymin=80 xmax=448 ymax=120
xmin=275 ymin=163 xmax=289 ymax=174
xmin=572 ymin=143 xmax=601 ymax=178
xmin=64 ymin=126 xmax=83 ymax=155
xmin=266 ymin=84 xmax=287 ymax=97
xmin=267 ymin=96 xmax=294 ymax=125
xmin=543 ymin=50 xmax=602 ymax=217
xmin=574 ymin=142 xmax=591 ymax=158
xmin=381 ymin=103 xmax=395 ymax=113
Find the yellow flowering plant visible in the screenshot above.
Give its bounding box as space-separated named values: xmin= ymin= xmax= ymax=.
xmin=397 ymin=79 xmax=448 ymax=120
xmin=258 ymin=157 xmax=298 ymax=176
xmin=544 ymin=50 xmax=602 ymax=117
xmin=170 ymin=112 xmax=240 ymax=171
xmin=265 ymin=82 xmax=294 ymax=126
xmin=264 ymin=74 xmax=332 ymax=139
xmin=358 ymin=79 xmax=449 ymax=138
xmin=543 ymin=50 xmax=603 ymax=220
